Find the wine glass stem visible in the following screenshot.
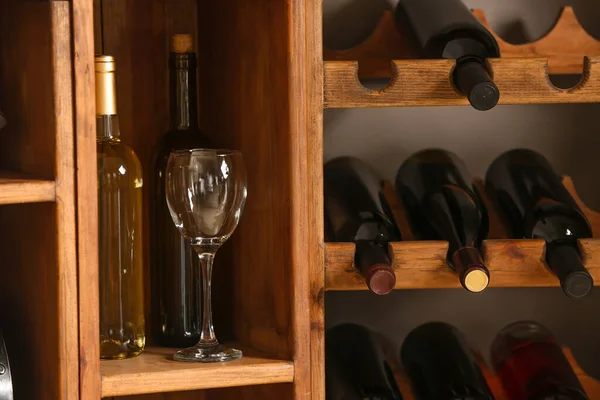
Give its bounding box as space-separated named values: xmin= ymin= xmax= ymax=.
xmin=197 ymin=252 xmax=217 ymax=345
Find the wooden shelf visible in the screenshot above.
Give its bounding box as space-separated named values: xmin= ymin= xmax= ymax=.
xmin=325 ymin=176 xmax=600 ymax=291
xmin=0 ymin=172 xmax=55 ymax=205
xmin=100 ymin=346 xmax=295 ymax=397
xmin=325 ymin=239 xmax=600 ymax=291
xmin=324 ymin=58 xmax=600 ymax=108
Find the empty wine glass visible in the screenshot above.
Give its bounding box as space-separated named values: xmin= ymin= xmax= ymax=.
xmin=165 ymin=149 xmax=247 ymax=362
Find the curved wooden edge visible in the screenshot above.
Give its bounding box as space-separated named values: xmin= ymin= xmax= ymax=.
xmin=323 ymin=57 xmax=600 ymax=108
xmin=474 ymin=7 xmax=600 ymax=75
xmin=323 ymin=8 xmax=600 ymax=77
xmin=323 ymin=10 xmax=418 ymax=79
xmin=325 ymin=176 xmax=600 ymax=291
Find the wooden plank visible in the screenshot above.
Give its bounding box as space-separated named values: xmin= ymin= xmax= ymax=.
xmin=115 ymin=390 xmax=207 ymax=400
xmin=100 ymin=346 xmax=294 ymax=397
xmin=73 ymin=0 xmax=102 ymax=397
xmin=0 ymin=173 xmax=55 ymax=204
xmin=306 ymin=0 xmax=324 ymax=398
xmin=323 ymin=57 xmax=600 ymax=108
xmin=51 ymin=2 xmax=80 ymax=399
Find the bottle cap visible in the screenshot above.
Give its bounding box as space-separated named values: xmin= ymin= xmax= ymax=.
xmin=463 ymin=268 xmax=490 ymax=293
xmin=95 ymin=55 xmax=117 ymax=115
xmin=563 ymin=270 xmax=593 ymax=299
xmin=452 ymin=247 xmax=490 ymax=293
xmin=454 ymin=60 xmax=499 ymax=111
xmin=171 ymin=34 xmax=193 ymax=53
xmin=365 ymin=264 xmax=397 ymax=295
xmin=546 ymin=244 xmax=594 ymax=299
xmin=469 ymin=81 xmax=500 ymax=111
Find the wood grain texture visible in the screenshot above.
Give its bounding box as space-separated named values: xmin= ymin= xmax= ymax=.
xmin=323 ymin=8 xmax=600 ymax=78
xmin=474 ymin=7 xmax=600 ymax=75
xmin=100 ymin=346 xmax=294 ymax=397
xmin=306 ymin=0 xmax=324 ymax=398
xmin=324 ymin=57 xmax=600 ymax=108
xmin=0 ymin=204 xmax=66 ymax=399
xmin=323 ymin=10 xmax=418 ymax=79
xmin=198 ymin=1 xmax=311 ymax=398
xmin=0 ymin=172 xmax=55 ymax=204
xmin=325 ymin=176 xmax=600 ymax=291
xmin=0 ymin=2 xmax=79 ymax=399
xmin=111 ymin=390 xmax=206 ymax=399
xmin=74 ymin=0 xmax=102 ymax=398
xmin=51 ymin=2 xmax=80 ymax=399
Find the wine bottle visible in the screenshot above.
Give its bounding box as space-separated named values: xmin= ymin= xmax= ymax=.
xmin=400 ymin=322 xmax=494 ymax=400
xmin=485 ymin=149 xmax=593 ymax=298
xmin=96 ymin=55 xmax=145 ymax=359
xmin=395 ymin=0 xmax=500 ymax=111
xmin=150 ymin=35 xmax=213 ymax=347
xmin=327 ymin=323 xmax=403 ymax=400
xmin=491 ymin=321 xmax=589 ymax=400
xmin=395 ymin=149 xmax=490 ymax=293
xmin=324 ymin=157 xmax=401 ymax=295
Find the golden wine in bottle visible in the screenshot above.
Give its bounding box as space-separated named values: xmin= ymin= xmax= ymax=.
xmin=96 ymin=55 xmax=145 ymax=359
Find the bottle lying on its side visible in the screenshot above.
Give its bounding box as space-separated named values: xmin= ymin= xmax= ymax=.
xmin=324 ymin=157 xmax=401 ymax=295
xmin=485 ymin=149 xmax=594 ymax=299
xmin=395 ymin=149 xmax=490 ymax=293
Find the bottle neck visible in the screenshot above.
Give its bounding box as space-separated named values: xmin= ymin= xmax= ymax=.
xmin=97 ymin=114 xmax=121 ymax=139
xmin=170 ymin=53 xmax=199 ymax=130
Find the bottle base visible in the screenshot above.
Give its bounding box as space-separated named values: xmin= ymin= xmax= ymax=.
xmin=100 ymin=338 xmax=145 ymax=360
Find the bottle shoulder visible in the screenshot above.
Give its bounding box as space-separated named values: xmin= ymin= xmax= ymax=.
xmin=97 ymin=140 xmax=143 ymax=178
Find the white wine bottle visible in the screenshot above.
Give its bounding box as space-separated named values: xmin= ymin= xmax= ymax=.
xmin=96 ymin=55 xmax=145 ymax=359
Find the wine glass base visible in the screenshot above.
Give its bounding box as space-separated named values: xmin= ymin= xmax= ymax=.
xmin=174 ymin=343 xmax=242 ymax=363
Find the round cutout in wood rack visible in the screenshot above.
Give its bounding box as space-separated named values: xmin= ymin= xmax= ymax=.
xmin=324 ymin=176 xmax=600 ymax=291
xmin=323 ymin=8 xmax=600 ymax=108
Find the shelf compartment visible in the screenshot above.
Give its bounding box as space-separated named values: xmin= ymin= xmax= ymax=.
xmin=324 ymin=57 xmax=600 ymax=109
xmin=0 ymin=172 xmax=55 ymax=205
xmin=100 ymin=346 xmax=294 ymax=397
xmin=325 ymin=176 xmax=600 ymax=291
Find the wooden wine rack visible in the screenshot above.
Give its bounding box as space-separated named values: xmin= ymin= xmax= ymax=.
xmin=325 ymin=177 xmax=600 ymax=291
xmin=324 ymin=8 xmax=600 ymax=108
xmin=2 ymin=0 xmax=600 ymax=399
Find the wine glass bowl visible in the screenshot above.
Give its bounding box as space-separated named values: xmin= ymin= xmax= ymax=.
xmin=165 ymin=149 xmax=247 ymax=362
